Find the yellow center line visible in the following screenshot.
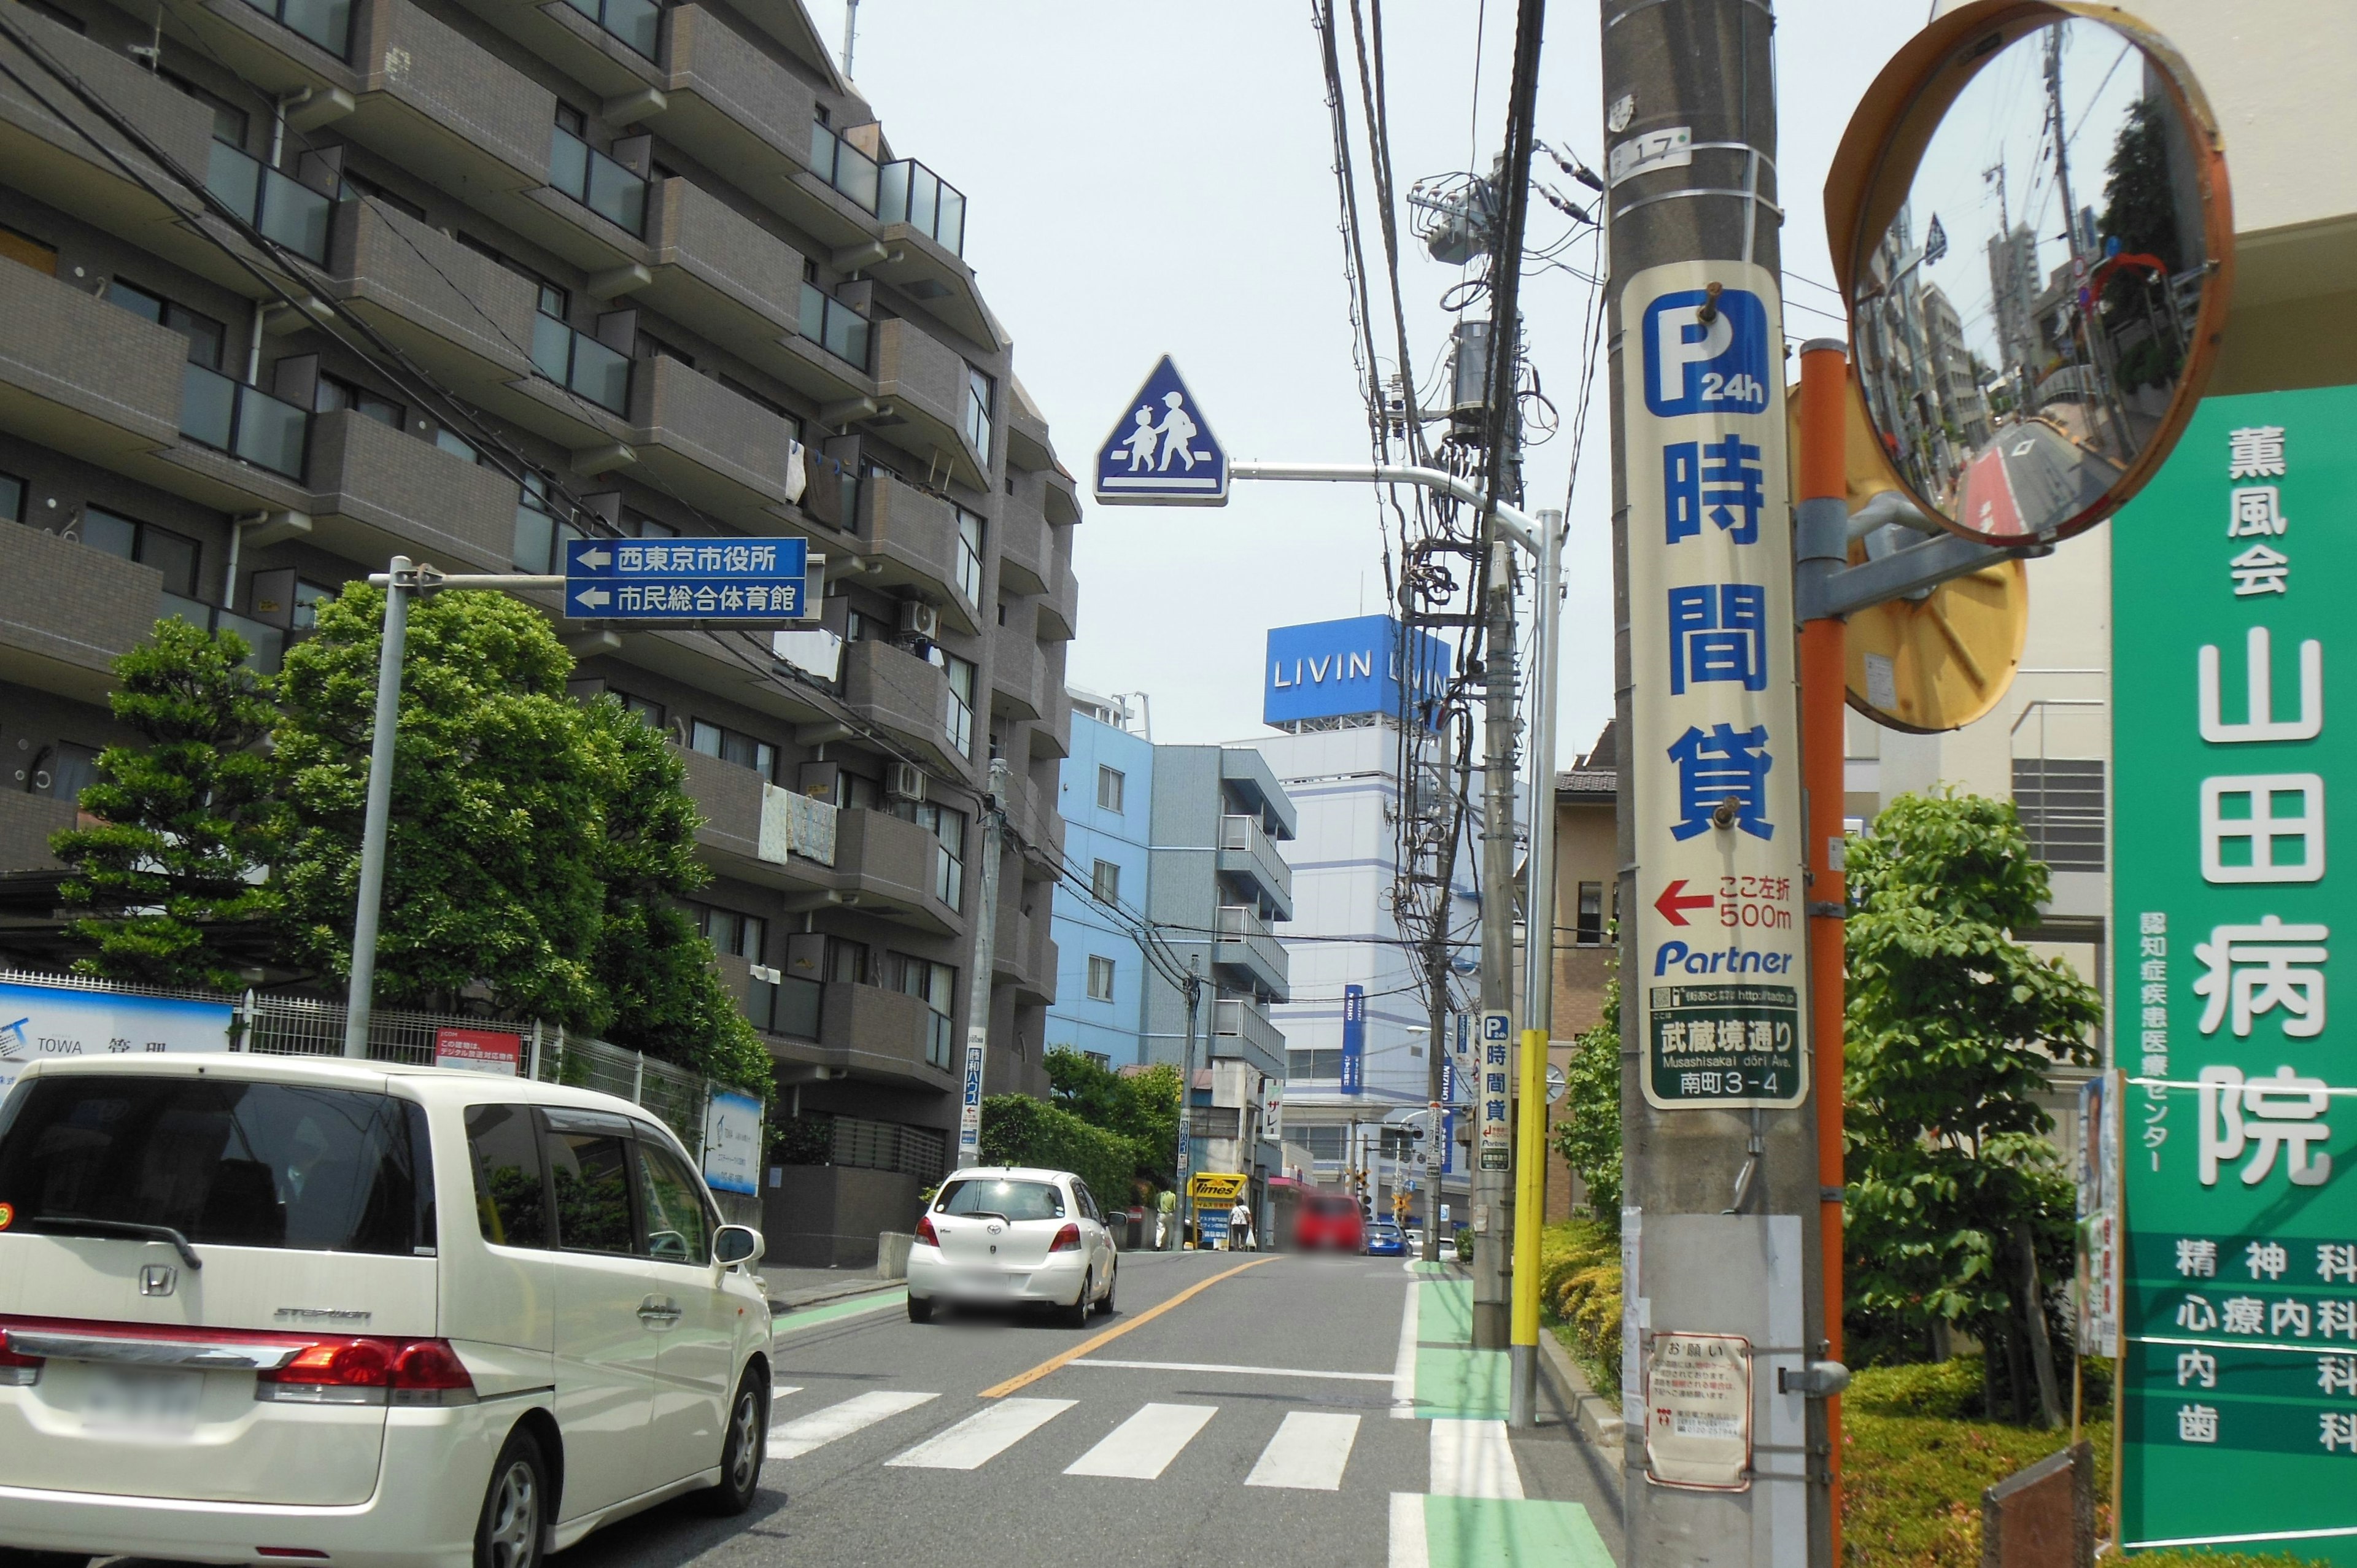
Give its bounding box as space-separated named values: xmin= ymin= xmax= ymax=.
xmin=978 ymin=1254 xmax=1284 ymax=1399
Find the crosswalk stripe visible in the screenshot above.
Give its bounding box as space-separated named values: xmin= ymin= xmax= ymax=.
xmin=1064 ymin=1402 xmax=1218 ymax=1479
xmin=768 ymin=1391 xmax=939 ymax=1459
xmin=1428 ymin=1418 xmax=1523 ymax=1499
xmin=1388 ymin=1493 xmax=1430 ymax=1568
xmin=770 ymin=1386 xmax=803 ymax=1403
xmin=885 ymin=1398 xmax=1077 ymax=1470
xmin=1244 ymin=1410 xmax=1360 ymax=1491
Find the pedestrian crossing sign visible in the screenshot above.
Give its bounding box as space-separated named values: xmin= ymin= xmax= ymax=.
xmin=1094 ymin=355 xmax=1229 ymax=507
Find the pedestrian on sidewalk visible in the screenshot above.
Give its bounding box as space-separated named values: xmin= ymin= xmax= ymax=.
xmin=1228 ymin=1198 xmax=1253 ymax=1252
xmin=1156 ymin=1188 xmax=1177 ymax=1250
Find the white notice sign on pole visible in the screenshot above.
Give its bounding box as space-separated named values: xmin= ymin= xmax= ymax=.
xmin=1644 ymin=1331 xmax=1752 ymax=1490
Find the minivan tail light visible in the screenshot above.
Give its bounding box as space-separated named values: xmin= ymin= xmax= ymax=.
xmin=1048 ymin=1222 xmax=1081 ymax=1253
xmin=0 ymin=1329 xmax=41 ymax=1387
xmin=914 ymin=1215 xmax=941 ymax=1248
xmin=257 ymin=1337 xmax=476 ymax=1407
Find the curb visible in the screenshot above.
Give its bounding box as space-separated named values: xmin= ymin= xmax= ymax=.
xmin=765 ymin=1277 xmax=905 ymax=1316
xmin=1537 ymin=1327 xmax=1626 ymax=1467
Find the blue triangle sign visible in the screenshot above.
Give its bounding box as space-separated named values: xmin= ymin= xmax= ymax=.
xmin=1093 ymin=355 xmax=1228 ymax=507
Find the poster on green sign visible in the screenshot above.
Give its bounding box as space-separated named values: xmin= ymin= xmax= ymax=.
xmin=2115 ymin=386 xmax=2357 ymax=1557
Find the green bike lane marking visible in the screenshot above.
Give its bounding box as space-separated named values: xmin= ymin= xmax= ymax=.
xmin=1411 ymin=1276 xmax=1509 ymax=1420
xmin=768 ymin=1287 xmax=908 ymax=1336
xmin=1395 ymin=1494 xmax=1617 ymax=1568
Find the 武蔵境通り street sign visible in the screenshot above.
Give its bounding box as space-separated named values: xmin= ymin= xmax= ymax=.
xmin=2113 ymin=388 xmax=2357 ymax=1558
xmin=1623 ymin=260 xmax=1806 ymax=1110
xmin=1094 ymin=356 xmax=1227 ymax=506
xmin=563 ymin=536 xmax=808 ymax=620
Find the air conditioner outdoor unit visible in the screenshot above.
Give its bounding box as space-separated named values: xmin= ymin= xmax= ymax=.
xmin=897 ymin=600 xmax=940 ymax=641
xmin=889 ymin=762 xmax=926 ymax=803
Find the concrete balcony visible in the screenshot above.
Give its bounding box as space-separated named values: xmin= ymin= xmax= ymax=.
xmin=625 ymin=354 xmax=799 ymax=523
xmin=1038 ymin=559 xmax=1078 ymax=644
xmin=835 ymin=808 xmax=958 ymax=936
xmin=0 ymin=7 xmax=213 ymax=249
xmin=1005 ymin=398 xmax=1054 ymax=474
xmin=1213 ymin=997 xmax=1287 ymax=1074
xmin=0 ymin=259 xmax=184 ymax=475
xmin=997 ymin=482 xmax=1051 ymax=597
xmin=649 ymin=6 xmax=816 ymax=192
xmin=1219 ymin=814 xmax=1294 ymax=922
xmin=993 ymin=897 xmax=1054 ymax=1005
xmin=854 ymin=474 xmax=977 ymax=633
xmin=1042 ymin=468 xmax=1082 ymax=527
xmin=446 ymin=0 xmax=667 ymax=106
xmin=835 ymin=638 xmax=967 ymax=779
xmin=815 ymin=980 xmax=952 ymax=1090
xmin=989 ymin=624 xmax=1044 ymax=723
xmin=345 ymin=0 xmax=554 ymax=201
xmin=324 ymin=198 xmax=538 ymax=390
xmin=1214 ymin=905 xmax=1289 ymax=1002
xmin=870 ymin=317 xmax=985 ymax=489
xmin=0 ymin=523 xmax=167 ymax=705
xmin=307 ymin=407 xmax=519 ymax=572
xmin=640 ymin=177 xmax=805 ymax=360
xmin=0 ymin=790 xmax=77 ymax=873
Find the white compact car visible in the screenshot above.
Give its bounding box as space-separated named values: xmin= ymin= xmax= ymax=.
xmin=904 ymin=1167 xmax=1118 ymax=1325
xmin=0 ymin=1053 xmax=774 ymax=1568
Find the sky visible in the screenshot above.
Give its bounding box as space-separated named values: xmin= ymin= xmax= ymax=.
xmin=801 ymin=1 xmax=1926 ymax=751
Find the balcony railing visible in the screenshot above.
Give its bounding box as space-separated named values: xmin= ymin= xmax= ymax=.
xmin=530 ymin=313 xmax=632 ymax=413
xmin=558 ymin=0 xmax=659 ymax=56
xmin=1214 ymin=996 xmax=1285 ymax=1060
xmin=877 ymin=158 xmax=964 ymax=254
xmin=230 ymin=0 xmax=350 ymax=56
xmin=799 ymin=284 xmax=871 ymax=371
xmin=549 ymin=126 xmax=646 ymax=234
xmin=159 ymin=593 xmax=288 ymax=673
xmin=206 ymin=141 xmax=332 ymax=264
xmin=180 ymin=363 xmax=308 ymax=479
xmin=808 ymin=120 xmax=878 ymax=211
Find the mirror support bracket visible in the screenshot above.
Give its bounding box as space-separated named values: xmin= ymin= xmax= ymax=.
xmin=1800 ymin=526 xmax=2049 ymax=622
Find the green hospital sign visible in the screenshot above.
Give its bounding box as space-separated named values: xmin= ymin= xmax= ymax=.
xmin=2115 ymin=387 xmax=2357 ymax=1556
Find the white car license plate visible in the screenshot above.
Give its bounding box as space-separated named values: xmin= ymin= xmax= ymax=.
xmin=79 ymin=1365 xmax=206 ymax=1432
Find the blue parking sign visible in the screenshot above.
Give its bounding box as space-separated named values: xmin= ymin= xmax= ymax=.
xmin=1641 ymin=287 xmax=1771 ymax=416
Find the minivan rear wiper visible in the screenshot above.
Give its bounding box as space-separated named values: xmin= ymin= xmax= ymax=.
xmin=26 ymin=1216 xmax=203 ymax=1272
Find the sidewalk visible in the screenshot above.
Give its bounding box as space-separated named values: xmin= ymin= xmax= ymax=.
xmin=757 ymin=1262 xmax=904 ymax=1313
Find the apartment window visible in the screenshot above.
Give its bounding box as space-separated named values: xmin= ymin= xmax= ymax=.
xmin=611 ymin=690 xmax=662 ymax=727
xmin=339 ymin=169 xmax=425 ymax=222
xmin=824 ymin=937 xmax=869 ymax=985
xmin=1287 ymin=1049 xmax=1344 ymax=1080
xmin=692 ymin=904 xmax=766 ymax=962
xmin=2013 ymin=758 xmax=2105 ymax=873
xmin=637 ymin=331 xmax=693 ymax=369
xmin=160 ymin=71 xmax=249 ymax=149
xmin=891 ymin=952 xmax=957 ymax=1070
xmin=943 ymin=653 xmax=976 ymax=757
xmin=1296 ymin=1124 xmax=1347 ymax=1161
xmin=287 ymin=578 xmax=336 ymax=631
xmin=512 ymin=472 xmax=582 ymax=574
xmin=689 ymin=719 xmax=777 ymax=781
xmin=34 ymin=741 xmax=101 ymax=804
xmin=314 ymin=373 xmax=401 ymax=428
xmin=0 ymin=224 xmax=56 ymax=276
xmin=433 ymin=427 xmax=479 ymax=463
xmin=536 ymin=281 xmax=570 ymax=321
xmin=963 ymin=365 xmax=993 ymax=458
xmin=79 ymin=508 xmax=199 ymax=598
xmin=1576 ymin=882 xmax=1604 ymax=947
xmin=620 ymin=511 xmax=679 ymax=539
xmin=1084 ymin=1051 xmax=1110 ymax=1071
xmin=1186 ymin=1107 xmax=1240 ymax=1140
xmin=0 ymin=471 xmax=22 ymax=523
xmin=1097 ymin=765 xmax=1124 ymax=814
xmin=104 ymin=280 xmax=225 ymax=369
xmin=1090 ymin=858 xmax=1120 ymax=906
xmin=1086 ymin=955 xmax=1115 ymax=1002
xmin=953 ymin=509 xmax=984 ymax=605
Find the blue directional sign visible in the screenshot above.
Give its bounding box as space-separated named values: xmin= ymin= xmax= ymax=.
xmin=563 ymin=536 xmax=808 ymax=620
xmin=1094 ymin=355 xmax=1228 ymax=507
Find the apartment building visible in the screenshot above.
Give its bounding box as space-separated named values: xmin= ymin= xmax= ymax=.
xmin=1043 ymin=689 xmax=1153 ymax=1070
xmin=0 ymin=0 xmax=1077 ymax=1264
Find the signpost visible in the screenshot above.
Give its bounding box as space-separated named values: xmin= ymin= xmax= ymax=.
xmin=1092 ymin=356 xmax=1228 ymax=506
xmin=1477 ymin=1009 xmax=1512 ymax=1171
xmin=562 ymin=536 xmax=808 ymax=621
xmin=2113 ymin=389 xmax=2357 ymax=1556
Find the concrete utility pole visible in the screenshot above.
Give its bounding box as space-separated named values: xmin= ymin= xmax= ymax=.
xmin=1472 ymin=536 xmax=1517 ymax=1350
xmin=343 ymin=555 xmax=414 ymax=1059
xmin=1600 ymin=0 xmax=1832 ymax=1561
xmin=955 ymin=754 xmax=1011 ymax=1167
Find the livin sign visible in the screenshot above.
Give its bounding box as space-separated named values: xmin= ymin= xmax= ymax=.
xmin=1623 ymin=260 xmax=1806 ymax=1110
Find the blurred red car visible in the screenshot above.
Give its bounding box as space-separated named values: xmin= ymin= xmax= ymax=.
xmin=1293 ymin=1191 xmax=1368 ymax=1253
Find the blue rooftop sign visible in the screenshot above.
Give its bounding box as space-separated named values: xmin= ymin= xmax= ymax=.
xmin=1093 ymin=356 xmax=1228 ymax=506
xmin=1263 ymin=615 xmax=1449 ymax=727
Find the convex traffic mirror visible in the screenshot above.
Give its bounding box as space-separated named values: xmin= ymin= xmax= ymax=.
xmin=1826 ymin=1 xmax=2233 ymax=544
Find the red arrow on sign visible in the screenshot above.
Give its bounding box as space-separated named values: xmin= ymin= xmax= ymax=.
xmin=1654 ymin=879 xmax=1714 ymax=927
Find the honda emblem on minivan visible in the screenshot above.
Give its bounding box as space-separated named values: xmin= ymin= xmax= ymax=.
xmin=139 ymin=1264 xmax=177 ymax=1297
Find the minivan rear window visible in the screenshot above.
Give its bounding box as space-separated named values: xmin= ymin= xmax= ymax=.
xmin=0 ymin=1075 xmax=435 ymax=1256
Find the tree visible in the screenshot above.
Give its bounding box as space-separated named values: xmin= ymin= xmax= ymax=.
xmin=273 ymin=587 xmax=609 ymax=1029
xmin=52 ymin=618 xmax=281 ymax=991
xmin=1553 ymin=961 xmax=1624 ymax=1231
xmin=1043 ymin=1047 xmax=1181 ymax=1191
xmin=977 ymin=1093 xmax=1137 ymax=1208
xmin=1843 ymin=790 xmax=2102 ymax=1421
xmin=584 ymin=697 xmax=768 ymax=1090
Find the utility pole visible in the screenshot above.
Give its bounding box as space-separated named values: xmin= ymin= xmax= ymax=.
xmin=343 ymin=555 xmax=414 ymax=1059
xmin=1175 ymin=956 xmax=1202 ymax=1245
xmin=1510 ymin=509 xmax=1565 ymax=1428
xmin=1601 ymin=0 xmax=1832 ymax=1561
xmin=1472 ymin=533 xmax=1518 ymax=1350
xmin=955 ymin=754 xmax=1010 ymax=1167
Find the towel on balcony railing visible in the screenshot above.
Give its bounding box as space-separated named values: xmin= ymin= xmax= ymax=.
xmin=759 ymin=782 xmax=837 ymax=865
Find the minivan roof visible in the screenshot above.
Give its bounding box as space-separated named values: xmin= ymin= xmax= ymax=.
xmin=12 ymin=1052 xmax=698 ymax=1150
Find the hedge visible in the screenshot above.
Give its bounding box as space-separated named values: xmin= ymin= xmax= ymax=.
xmin=976 ymin=1094 xmax=1137 ymax=1208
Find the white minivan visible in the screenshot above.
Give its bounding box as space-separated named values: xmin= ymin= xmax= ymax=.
xmin=0 ymin=1052 xmax=775 ymax=1568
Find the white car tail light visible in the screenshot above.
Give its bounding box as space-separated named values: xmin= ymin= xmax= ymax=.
xmin=1048 ymin=1223 xmax=1082 ymax=1253
xmin=915 ymin=1215 xmax=942 ymax=1247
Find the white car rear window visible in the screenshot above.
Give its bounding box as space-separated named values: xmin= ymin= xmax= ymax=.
xmin=937 ymin=1177 xmax=1064 ymax=1221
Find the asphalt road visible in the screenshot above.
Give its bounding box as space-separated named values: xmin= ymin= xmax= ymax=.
xmin=1953 ymin=416 xmax=2123 ymax=537
xmin=557 ymin=1249 xmax=1625 ymax=1568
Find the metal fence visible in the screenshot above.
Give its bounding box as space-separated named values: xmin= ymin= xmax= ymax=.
xmin=775 ymin=1111 xmax=946 ymax=1184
